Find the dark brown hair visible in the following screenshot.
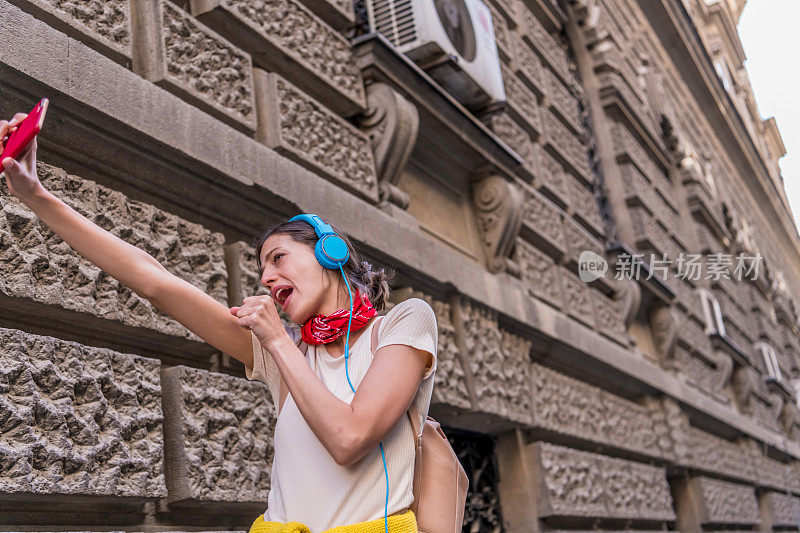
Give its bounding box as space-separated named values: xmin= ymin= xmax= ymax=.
xmin=254 ymin=218 xmax=394 ymax=312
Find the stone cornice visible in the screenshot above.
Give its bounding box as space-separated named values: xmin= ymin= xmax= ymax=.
xmin=704 ymin=0 xmax=747 ymax=66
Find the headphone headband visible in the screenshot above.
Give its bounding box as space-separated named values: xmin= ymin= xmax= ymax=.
xmin=288 ymin=213 xmax=349 ymax=269
xmin=288 ymin=214 xmax=335 ymax=238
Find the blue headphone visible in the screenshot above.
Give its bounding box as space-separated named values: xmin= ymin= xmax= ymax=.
xmin=288 ymin=214 xmax=391 ymax=533
xmin=288 ymin=214 xmax=350 ymax=269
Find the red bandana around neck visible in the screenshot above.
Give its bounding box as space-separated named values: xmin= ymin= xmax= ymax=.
xmin=301 ymin=289 xmax=378 ymax=345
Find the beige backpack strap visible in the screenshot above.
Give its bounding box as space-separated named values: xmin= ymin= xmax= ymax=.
xmin=285 ymin=324 xmax=308 ymax=353
xmin=369 ymin=315 xmax=384 ymax=354
xmin=370 ymin=316 xmax=423 ymax=450
xmin=407 ymin=411 xmax=422 ymax=451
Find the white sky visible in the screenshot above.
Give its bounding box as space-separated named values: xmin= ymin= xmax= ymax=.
xmin=738 ymin=1 xmax=800 ymax=233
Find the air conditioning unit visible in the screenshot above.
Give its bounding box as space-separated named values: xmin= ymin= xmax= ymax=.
xmin=366 ymin=0 xmax=506 ymax=110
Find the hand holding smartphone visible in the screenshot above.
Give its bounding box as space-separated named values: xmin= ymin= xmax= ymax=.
xmin=1 ymin=97 xmax=48 ymax=163
xmin=1 ymin=98 xmax=48 ymax=201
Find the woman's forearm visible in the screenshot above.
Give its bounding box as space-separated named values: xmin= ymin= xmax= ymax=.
xmin=22 ymin=187 xmax=166 ymax=300
xmin=267 ymin=336 xmax=357 ymax=464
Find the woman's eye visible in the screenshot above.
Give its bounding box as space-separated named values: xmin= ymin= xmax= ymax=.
xmin=274 ymin=253 xmax=284 ymax=263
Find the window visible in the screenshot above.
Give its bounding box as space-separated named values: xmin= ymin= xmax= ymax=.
xmin=756 ymin=342 xmax=782 ymax=381
xmin=698 ymin=288 xmax=726 ymax=336
xmin=714 ymin=60 xmax=733 ymax=92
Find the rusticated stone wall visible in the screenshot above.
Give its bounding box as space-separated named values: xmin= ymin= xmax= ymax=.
xmin=2 ymin=0 xmax=800 ymax=531
xmin=0 ymin=327 xmax=165 ymax=498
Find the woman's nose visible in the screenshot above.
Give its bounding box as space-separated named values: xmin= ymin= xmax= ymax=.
xmin=261 ymin=268 xmax=277 ymax=288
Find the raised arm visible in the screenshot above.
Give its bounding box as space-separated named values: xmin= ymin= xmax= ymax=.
xmin=1 ymin=114 xmax=253 ymax=365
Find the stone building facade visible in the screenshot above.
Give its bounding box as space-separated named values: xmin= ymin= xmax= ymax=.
xmin=1 ymin=0 xmax=799 ymax=530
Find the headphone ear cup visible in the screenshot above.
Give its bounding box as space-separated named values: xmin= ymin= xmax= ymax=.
xmin=315 ymin=234 xmax=349 ymax=269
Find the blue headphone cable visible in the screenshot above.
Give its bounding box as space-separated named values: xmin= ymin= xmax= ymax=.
xmin=339 ymin=266 xmax=390 ymax=533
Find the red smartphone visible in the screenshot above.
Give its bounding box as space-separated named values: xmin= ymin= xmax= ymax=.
xmin=1 ymin=98 xmax=49 ymax=162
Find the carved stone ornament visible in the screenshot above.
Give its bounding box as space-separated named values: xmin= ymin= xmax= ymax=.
xmin=356 ymin=82 xmax=420 ymax=209
xmin=471 ymin=175 xmax=524 ymax=274
xmin=649 ymin=304 xmax=678 ymax=362
xmin=733 ymin=366 xmax=784 ymax=432
xmin=723 ymin=202 xmax=757 ymax=256
xmin=612 ymin=276 xmax=641 ymax=329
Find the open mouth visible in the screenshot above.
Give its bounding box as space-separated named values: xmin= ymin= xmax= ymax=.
xmin=273 ymin=286 xmax=294 ymax=307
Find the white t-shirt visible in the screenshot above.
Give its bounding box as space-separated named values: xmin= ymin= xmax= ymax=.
xmin=245 ymin=297 xmax=438 ymax=532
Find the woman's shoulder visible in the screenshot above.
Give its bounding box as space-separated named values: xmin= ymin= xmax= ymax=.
xmin=378 ymin=298 xmax=437 ymax=340
xmin=386 ymin=297 xmax=434 ymax=314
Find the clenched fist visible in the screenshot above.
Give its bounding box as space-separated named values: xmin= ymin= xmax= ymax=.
xmin=230 ymin=294 xmax=292 ymax=351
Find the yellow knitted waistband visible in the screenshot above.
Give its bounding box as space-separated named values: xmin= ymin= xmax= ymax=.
xmin=248 ymin=509 xmax=417 ymax=533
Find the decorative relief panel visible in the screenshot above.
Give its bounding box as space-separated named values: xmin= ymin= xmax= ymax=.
xmin=694 ymin=476 xmax=760 ymax=525
xmin=762 ymin=491 xmax=800 ymax=527
xmin=676 ymin=311 xmax=714 ymax=359
xmin=743 ymin=438 xmax=800 ymax=493
xmin=513 ymin=239 xmax=563 ymax=310
xmin=542 ymin=107 xmax=591 ymax=180
xmin=512 ymin=34 xmax=547 ymax=98
xmin=488 ymin=1 xmax=515 ymax=64
xmin=672 ymin=345 xmax=730 ymax=400
xmin=295 ymin=0 xmax=354 ymax=30
xmin=133 ymin=0 xmax=256 ymax=132
xmin=563 ymin=173 xmax=604 ymax=238
xmin=531 ymin=442 xmax=674 ymax=520
xmin=429 ymin=298 xmax=470 ymax=410
xmin=161 ymin=365 xmax=274 ymax=503
xmin=517 ymin=9 xmax=570 ymax=81
xmin=682 ymin=426 xmax=753 ymax=483
xmin=190 ymin=0 xmax=366 ymax=115
xmin=596 ymin=69 xmax=662 ymax=146
xmin=544 ymin=68 xmax=582 ymax=134
xmin=627 ymin=205 xmax=679 ymax=260
xmin=520 ymin=183 xmax=565 ymax=258
xmin=563 ymin=216 xmax=603 ymax=268
xmin=733 ymin=366 xmax=783 ymax=433
xmin=610 ymin=122 xmax=673 ymax=203
xmin=658 ymin=398 xmax=753 ymax=482
xmin=619 ymin=163 xmax=681 ymax=235
xmin=486 ymin=0 xmax=522 ymax=27
xmin=560 ymin=266 xmax=596 ymax=329
xmin=0 ymin=162 xmax=228 ymax=344
xmin=488 ymin=114 xmax=539 ymax=179
xmin=455 ymin=298 xmax=533 ymax=425
xmin=535 ymin=145 xmax=570 ymax=209
xmin=254 ymin=72 xmax=378 ymax=202
xmin=532 ymin=364 xmax=669 ymax=458
xmin=499 ymin=62 xmax=543 ymax=139
xmin=0 ymin=327 xmax=165 ymax=497
xmin=14 ymin=0 xmax=131 ymax=62
xmin=592 ymin=289 xmax=629 ymax=346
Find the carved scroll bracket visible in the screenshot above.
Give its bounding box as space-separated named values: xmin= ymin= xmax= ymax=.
xmin=356 ymin=82 xmax=420 ymax=209
xmin=649 ymin=303 xmax=678 ymax=364
xmin=471 ymin=174 xmax=524 ymax=275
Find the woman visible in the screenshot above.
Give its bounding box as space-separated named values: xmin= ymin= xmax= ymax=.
xmin=1 ymin=113 xmax=438 ymax=533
